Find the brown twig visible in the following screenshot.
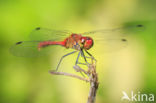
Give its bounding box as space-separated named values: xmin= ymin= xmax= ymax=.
xmin=49 ymin=58 xmax=99 ymax=103
xmin=87 ymin=63 xmax=99 ymax=103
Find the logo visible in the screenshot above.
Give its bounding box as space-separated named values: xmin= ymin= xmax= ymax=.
xmin=121 ymin=91 xmax=155 ymax=102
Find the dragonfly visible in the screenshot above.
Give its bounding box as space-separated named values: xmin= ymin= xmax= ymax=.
xmin=10 ymin=24 xmax=144 ymax=71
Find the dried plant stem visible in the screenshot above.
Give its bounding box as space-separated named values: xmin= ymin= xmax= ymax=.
xmin=87 ymin=64 xmax=99 ymax=103
xmin=49 ymin=58 xmax=99 ymax=103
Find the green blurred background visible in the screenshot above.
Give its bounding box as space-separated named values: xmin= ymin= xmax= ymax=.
xmin=0 ymin=0 xmax=156 ymax=103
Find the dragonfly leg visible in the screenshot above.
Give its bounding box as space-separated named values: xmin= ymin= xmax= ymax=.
xmin=55 ymin=51 xmax=77 ymax=71
xmin=75 ymin=51 xmax=81 ymax=65
xmin=80 ymin=49 xmax=89 ymax=64
xmin=75 ymin=51 xmax=89 ymax=65
xmin=84 ymin=50 xmax=96 ymax=61
xmin=74 ymin=51 xmax=86 ymax=77
xmin=75 ymin=51 xmax=88 ymax=65
xmin=75 ymin=45 xmax=89 ymax=65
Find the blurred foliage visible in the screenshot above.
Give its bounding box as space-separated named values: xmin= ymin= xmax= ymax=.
xmin=0 ymin=0 xmax=156 ymax=103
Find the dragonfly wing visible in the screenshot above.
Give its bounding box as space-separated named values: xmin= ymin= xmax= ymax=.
xmin=82 ymin=24 xmax=144 ymax=52
xmin=92 ymin=37 xmax=128 ymax=52
xmin=10 ymin=41 xmax=64 ymax=57
xmin=82 ymin=24 xmax=144 ymax=36
xmin=29 ymin=27 xmax=72 ymax=41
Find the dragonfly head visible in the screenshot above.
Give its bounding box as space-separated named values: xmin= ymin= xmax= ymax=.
xmin=80 ymin=37 xmax=94 ymax=50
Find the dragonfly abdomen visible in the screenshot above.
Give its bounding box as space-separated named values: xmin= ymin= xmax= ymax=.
xmin=38 ymin=41 xmax=65 ymax=51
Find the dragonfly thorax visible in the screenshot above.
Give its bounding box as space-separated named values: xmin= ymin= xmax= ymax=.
xmin=64 ymin=34 xmax=94 ymax=50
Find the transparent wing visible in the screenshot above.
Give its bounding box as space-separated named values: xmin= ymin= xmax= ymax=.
xmin=82 ymin=24 xmax=144 ymax=52
xmin=82 ymin=24 xmax=144 ymax=36
xmin=29 ymin=27 xmax=72 ymax=41
xmin=10 ymin=41 xmax=65 ymax=57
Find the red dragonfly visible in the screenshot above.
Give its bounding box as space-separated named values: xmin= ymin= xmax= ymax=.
xmin=10 ymin=24 xmax=144 ymax=70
